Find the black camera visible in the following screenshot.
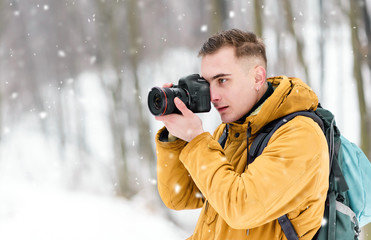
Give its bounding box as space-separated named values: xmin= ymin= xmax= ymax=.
xmin=147 ymin=74 xmax=211 ymax=116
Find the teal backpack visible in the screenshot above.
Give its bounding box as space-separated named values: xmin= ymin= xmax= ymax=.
xmin=219 ymin=106 xmax=371 ymax=239
xmin=248 ymin=106 xmax=371 ymax=239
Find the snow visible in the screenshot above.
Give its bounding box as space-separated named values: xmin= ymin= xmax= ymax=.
xmin=0 ymin=98 xmax=195 ymax=240
xmin=0 ymin=183 xmax=188 ymax=240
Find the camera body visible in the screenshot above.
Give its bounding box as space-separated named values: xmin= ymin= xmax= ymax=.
xmin=148 ymin=74 xmax=211 ymax=116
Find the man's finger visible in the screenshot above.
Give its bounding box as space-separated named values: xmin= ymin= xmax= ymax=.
xmin=155 ymin=115 xmax=171 ymax=123
xmin=174 ymin=97 xmax=192 ymax=117
xmin=162 ymin=82 xmax=173 ymax=88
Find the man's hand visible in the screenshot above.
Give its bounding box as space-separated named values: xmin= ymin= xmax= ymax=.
xmin=155 ymin=97 xmax=204 ymax=142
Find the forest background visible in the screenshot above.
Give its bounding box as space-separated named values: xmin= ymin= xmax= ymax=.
xmin=0 ymin=0 xmax=370 ymax=239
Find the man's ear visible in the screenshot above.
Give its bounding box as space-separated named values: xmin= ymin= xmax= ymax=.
xmin=254 ymin=65 xmax=266 ymax=89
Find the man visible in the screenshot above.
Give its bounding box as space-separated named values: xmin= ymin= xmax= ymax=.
xmin=154 ymin=29 xmax=329 ymax=239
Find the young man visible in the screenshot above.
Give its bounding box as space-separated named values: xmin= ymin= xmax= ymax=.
xmin=155 ymin=29 xmax=329 ymax=239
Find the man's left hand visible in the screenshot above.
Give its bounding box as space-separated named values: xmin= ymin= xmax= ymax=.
xmin=155 ymin=97 xmax=204 ymax=142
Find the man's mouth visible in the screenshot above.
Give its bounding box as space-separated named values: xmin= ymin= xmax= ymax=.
xmin=216 ymin=106 xmax=228 ymax=113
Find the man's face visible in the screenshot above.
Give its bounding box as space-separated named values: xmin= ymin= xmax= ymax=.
xmin=201 ymin=46 xmax=261 ymax=123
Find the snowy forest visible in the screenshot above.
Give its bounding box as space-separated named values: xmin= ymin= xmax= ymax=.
xmin=0 ymin=0 xmax=370 ymax=239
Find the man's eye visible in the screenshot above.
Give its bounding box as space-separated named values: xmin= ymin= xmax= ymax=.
xmin=219 ymin=78 xmax=227 ymax=84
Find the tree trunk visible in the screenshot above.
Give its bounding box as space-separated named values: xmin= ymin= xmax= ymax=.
xmin=361 ymin=0 xmax=371 ymax=71
xmin=318 ymin=0 xmax=325 ymax=100
xmin=349 ymin=0 xmax=370 ymax=157
xmin=209 ymin=0 xmax=227 ymax=33
xmin=273 ymin=0 xmax=287 ymax=75
xmin=350 ymin=0 xmax=371 ymax=238
xmin=95 ymin=1 xmax=132 ymax=197
xmin=282 ymin=0 xmax=310 ymax=86
xmin=0 ymin=0 xmax=3 ymax=143
xmin=126 ymin=0 xmax=156 ymax=179
xmin=253 ymin=0 xmax=264 ymax=37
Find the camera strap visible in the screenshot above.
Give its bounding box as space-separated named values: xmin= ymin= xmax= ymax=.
xmin=218 ymin=125 xmax=229 ymax=149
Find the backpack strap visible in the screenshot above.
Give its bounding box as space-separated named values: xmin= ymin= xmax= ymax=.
xmin=218 ymin=124 xmax=229 ymax=149
xmin=248 ymin=111 xmax=324 ymax=165
xmin=278 ymin=215 xmax=299 ymax=240
xmin=328 ymin=191 xmax=337 ymax=240
xmin=315 ymin=108 xmax=348 ymax=193
xmin=247 ymin=110 xmax=324 ymax=240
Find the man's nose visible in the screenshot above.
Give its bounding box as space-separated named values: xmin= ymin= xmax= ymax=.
xmin=210 ymin=87 xmax=221 ymax=103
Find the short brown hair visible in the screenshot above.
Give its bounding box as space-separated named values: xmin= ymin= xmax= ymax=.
xmin=198 ymin=29 xmax=267 ymax=66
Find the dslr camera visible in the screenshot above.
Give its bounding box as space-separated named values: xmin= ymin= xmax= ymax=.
xmin=147 ymin=74 xmax=211 ymax=116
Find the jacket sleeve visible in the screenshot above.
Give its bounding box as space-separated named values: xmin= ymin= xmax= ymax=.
xmin=178 ymin=117 xmax=329 ymax=229
xmin=156 ymin=127 xmax=204 ymax=210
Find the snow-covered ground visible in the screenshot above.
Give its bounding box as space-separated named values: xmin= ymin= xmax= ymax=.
xmin=0 ymin=105 xmax=200 ymax=239
xmin=0 ymin=182 xmax=190 ymax=240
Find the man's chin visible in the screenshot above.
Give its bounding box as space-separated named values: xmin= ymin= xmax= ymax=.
xmin=220 ymin=112 xmax=246 ymax=124
xmin=220 ymin=114 xmax=235 ymax=124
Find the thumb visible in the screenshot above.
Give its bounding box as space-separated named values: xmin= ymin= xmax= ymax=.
xmin=174 ymin=97 xmax=192 ymax=116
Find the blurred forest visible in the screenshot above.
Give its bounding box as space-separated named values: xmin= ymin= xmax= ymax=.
xmin=0 ymin=0 xmax=370 ymax=237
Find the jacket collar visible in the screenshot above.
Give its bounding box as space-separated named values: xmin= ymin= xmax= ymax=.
xmin=236 ymin=82 xmax=274 ymax=123
xmin=229 ymin=76 xmax=319 ymax=136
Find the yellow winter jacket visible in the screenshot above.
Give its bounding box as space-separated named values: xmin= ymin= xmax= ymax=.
xmin=155 ymin=76 xmax=329 ymax=240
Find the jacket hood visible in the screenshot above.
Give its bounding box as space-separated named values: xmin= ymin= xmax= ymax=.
xmin=247 ymin=76 xmax=318 ymax=135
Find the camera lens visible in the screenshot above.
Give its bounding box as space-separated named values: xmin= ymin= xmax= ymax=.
xmin=153 ymin=93 xmax=162 ymax=110
xmin=148 ymin=87 xmax=166 ymax=116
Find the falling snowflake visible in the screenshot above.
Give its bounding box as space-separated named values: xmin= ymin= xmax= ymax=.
xmin=174 ymin=184 xmax=181 ymax=193
xmin=149 ymin=179 xmax=157 ymax=185
xmin=200 ymin=25 xmax=208 ymax=32
xmin=90 ymin=56 xmax=97 ymax=64
xmin=58 ymin=50 xmax=66 ymax=58
xmin=11 ymin=92 xmax=18 ymax=99
xmin=39 ymin=112 xmax=48 ymax=119
xmin=3 ymin=127 xmax=10 ymax=135
xmin=321 ymin=217 xmax=328 ymax=226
